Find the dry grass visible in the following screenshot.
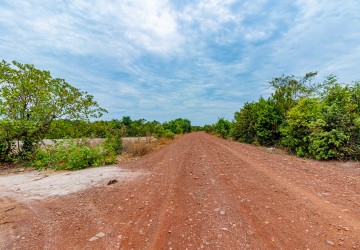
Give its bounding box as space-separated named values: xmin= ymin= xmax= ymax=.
xmin=120 ymin=136 xmax=175 ymax=159
xmin=122 ymin=139 xmax=154 ymax=157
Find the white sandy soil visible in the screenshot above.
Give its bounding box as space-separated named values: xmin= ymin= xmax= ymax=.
xmin=0 ymin=166 xmax=143 ymax=201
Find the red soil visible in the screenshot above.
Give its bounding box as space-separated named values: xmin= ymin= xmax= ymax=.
xmin=1 ymin=132 xmax=359 ymax=249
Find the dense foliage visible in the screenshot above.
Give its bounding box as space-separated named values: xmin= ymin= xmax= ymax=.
xmin=32 ymin=138 xmax=118 ymax=170
xmin=213 ymin=118 xmax=232 ymax=139
xmin=0 ymin=59 xmax=192 ymax=170
xmin=0 ymin=60 xmax=106 ymax=161
xmin=43 ymin=116 xmax=190 ymax=139
xmin=232 ymin=73 xmax=360 ymax=160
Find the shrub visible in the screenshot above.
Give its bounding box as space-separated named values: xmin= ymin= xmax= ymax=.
xmin=163 ymin=129 xmax=175 ymax=139
xmin=281 ymin=98 xmax=320 ymax=157
xmin=214 ymin=118 xmax=232 ymax=139
xmin=232 ymin=102 xmax=258 ymax=143
xmin=31 ymin=139 xmax=117 ymax=170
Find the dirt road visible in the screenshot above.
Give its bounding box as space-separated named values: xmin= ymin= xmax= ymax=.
xmin=1 ymin=132 xmax=360 ymax=249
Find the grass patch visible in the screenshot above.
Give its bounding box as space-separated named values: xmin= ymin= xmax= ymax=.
xmin=31 ymin=138 xmax=119 ymax=170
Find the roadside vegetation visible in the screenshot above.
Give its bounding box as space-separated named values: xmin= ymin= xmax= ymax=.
xmin=2 ymin=59 xmax=358 ymax=166
xmin=208 ymin=73 xmax=360 ymax=160
xmin=0 ymin=60 xmax=191 ymax=170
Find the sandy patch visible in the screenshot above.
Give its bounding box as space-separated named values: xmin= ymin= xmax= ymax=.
xmin=0 ymin=166 xmax=143 ymax=201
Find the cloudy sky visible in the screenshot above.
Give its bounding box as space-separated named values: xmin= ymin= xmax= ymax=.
xmin=1 ymin=0 xmax=359 ymax=125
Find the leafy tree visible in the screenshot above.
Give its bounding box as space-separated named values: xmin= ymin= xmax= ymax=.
xmin=232 ymin=72 xmax=359 ymax=160
xmin=270 ymin=72 xmax=317 ymax=117
xmin=121 ymin=116 xmax=132 ymax=127
xmin=0 ymin=60 xmax=106 ymax=161
xmin=232 ymin=102 xmax=258 ymax=143
xmin=203 ymin=124 xmax=214 ymax=133
xmin=163 ymin=118 xmax=191 ymax=134
xmin=232 ymin=98 xmax=282 ymax=146
xmin=281 ymin=98 xmax=320 ymax=157
xmin=253 ymin=98 xmax=283 ymax=146
xmin=308 ymin=77 xmax=359 ymax=159
xmin=214 ymin=117 xmax=231 ymax=139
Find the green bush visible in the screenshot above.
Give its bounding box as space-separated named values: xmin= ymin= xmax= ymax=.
xmin=214 ymin=118 xmax=232 ymax=139
xmin=308 ymin=126 xmax=349 ymax=160
xmin=163 ymin=129 xmax=175 ymax=139
xmin=253 ymin=98 xmax=282 ymax=146
xmin=232 ymin=73 xmax=359 ymax=160
xmin=32 ymin=139 xmax=117 ymax=170
xmin=232 ymin=102 xmax=258 ymax=143
xmin=281 ymin=98 xmax=320 ymax=157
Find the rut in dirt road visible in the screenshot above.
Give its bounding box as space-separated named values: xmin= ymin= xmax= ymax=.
xmin=1 ymin=132 xmax=360 ymax=249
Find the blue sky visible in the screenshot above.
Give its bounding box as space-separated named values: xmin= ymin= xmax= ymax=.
xmin=1 ymin=0 xmax=359 ymax=125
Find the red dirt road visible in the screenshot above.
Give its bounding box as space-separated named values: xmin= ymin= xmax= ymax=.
xmin=1 ymin=132 xmax=360 ymax=249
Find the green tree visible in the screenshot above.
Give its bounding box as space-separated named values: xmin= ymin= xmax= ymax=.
xmin=163 ymin=118 xmax=191 ymax=134
xmin=308 ymin=76 xmax=359 ymax=159
xmin=280 ymin=98 xmax=320 ymax=156
xmin=270 ymin=72 xmax=317 ymax=117
xmin=0 ymin=60 xmax=106 ymax=161
xmin=214 ymin=118 xmax=231 ymax=139
xmin=232 ymin=102 xmax=258 ymax=143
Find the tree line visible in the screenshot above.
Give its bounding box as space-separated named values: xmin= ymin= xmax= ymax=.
xmin=0 ymin=60 xmax=191 ymax=163
xmin=44 ymin=116 xmax=191 ymax=139
xmin=210 ymin=73 xmax=360 ymax=160
xmin=1 ymin=59 xmax=359 ymax=164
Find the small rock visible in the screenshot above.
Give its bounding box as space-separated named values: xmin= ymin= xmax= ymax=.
xmin=246 ymin=230 xmax=254 ymax=235
xmin=326 ymin=240 xmax=335 ymax=246
xmin=89 ymin=237 xmax=98 ymax=242
xmin=96 ymin=232 xmax=105 ymax=237
xmin=107 ymin=179 xmax=117 ymax=185
xmin=219 ymin=210 xmax=225 ymax=215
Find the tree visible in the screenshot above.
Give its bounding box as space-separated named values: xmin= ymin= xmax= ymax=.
xmin=232 ymin=102 xmax=258 ymax=143
xmin=307 ymin=76 xmax=359 ymax=159
xmin=270 ymin=72 xmax=317 ymax=117
xmin=163 ymin=118 xmax=191 ymax=134
xmin=214 ymin=118 xmax=231 ymax=139
xmin=0 ymin=60 xmax=106 ymax=161
xmin=253 ymin=98 xmax=282 ymax=146
xmin=280 ymin=98 xmax=320 ymax=157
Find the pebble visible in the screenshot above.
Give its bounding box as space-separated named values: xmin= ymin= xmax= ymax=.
xmin=326 ymin=240 xmax=335 ymax=246
xmin=246 ymin=230 xmax=254 ymax=235
xmin=96 ymin=232 xmax=105 ymax=237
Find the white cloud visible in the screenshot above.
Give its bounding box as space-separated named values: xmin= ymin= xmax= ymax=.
xmin=265 ymin=0 xmax=360 ymax=82
xmin=1 ymin=0 xmax=183 ymax=60
xmin=1 ymin=0 xmax=359 ymax=124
